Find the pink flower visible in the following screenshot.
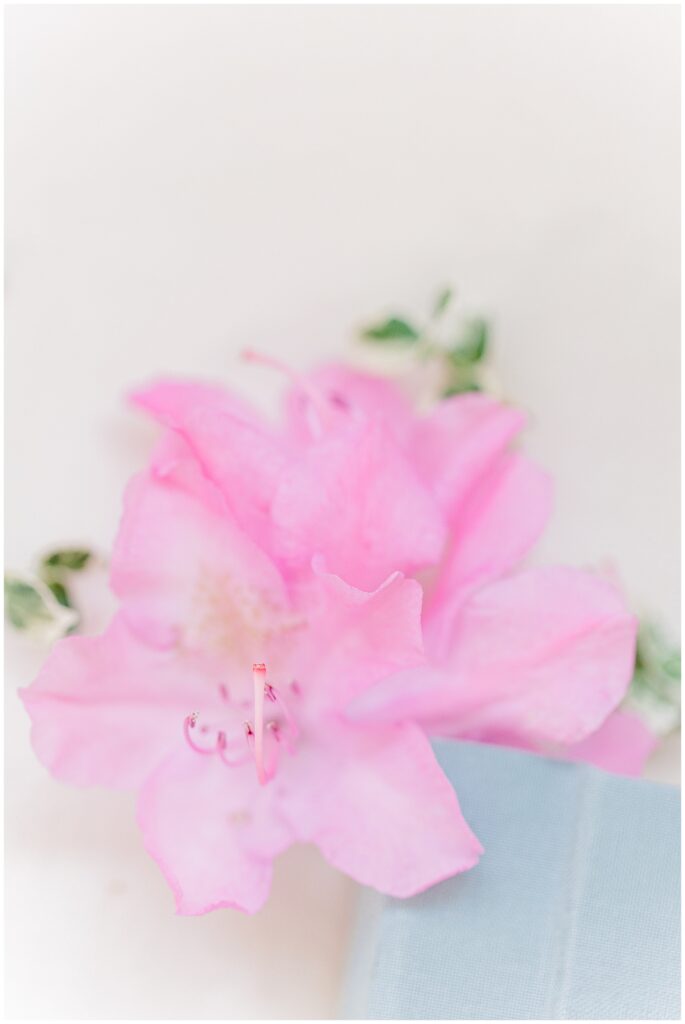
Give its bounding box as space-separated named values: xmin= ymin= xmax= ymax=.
xmin=131 ymin=361 xmax=641 ymax=769
xmin=287 ymin=365 xmax=644 ymax=772
xmin=20 ymin=358 xmax=641 ymax=915
xmin=21 ymin=430 xmax=481 ymax=913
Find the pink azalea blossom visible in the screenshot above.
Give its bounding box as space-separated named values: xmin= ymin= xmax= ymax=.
xmin=289 ymin=364 xmax=644 ymax=772
xmin=21 ymin=359 xmax=642 ymax=915
xmin=22 ymin=430 xmax=482 ymax=913
xmin=131 ymin=360 xmax=641 ymax=767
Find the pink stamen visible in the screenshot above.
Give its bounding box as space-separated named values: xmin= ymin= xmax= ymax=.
xmin=268 ymin=717 xmax=295 ymax=756
xmin=184 ymin=713 xmax=218 ymax=756
xmin=252 ymin=663 xmax=267 ymax=786
xmin=269 ymin=684 xmax=299 ymax=739
xmin=242 ymin=349 xmax=332 ymax=429
xmin=263 ymin=722 xmax=282 ymax=780
xmin=218 ymin=743 xmax=251 ymax=768
xmin=183 ymin=667 xmax=299 ymax=781
xmin=184 ymin=713 xmax=251 ymax=765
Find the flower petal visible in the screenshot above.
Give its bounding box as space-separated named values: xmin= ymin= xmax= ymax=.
xmin=294 ymin=568 xmax=426 ymax=714
xmin=407 ymin=394 xmax=526 ymax=523
xmin=131 ymin=377 xmax=291 ymax=550
xmin=130 ymin=377 xmax=255 ymax=425
xmin=278 ymin=723 xmax=482 ymax=897
xmin=347 ymin=569 xmax=638 ymax=751
xmin=445 ymin=567 xmax=638 ymax=746
xmin=284 ymin=364 xmax=415 ymax=446
xmin=343 ymin=664 xmax=461 ymax=727
xmin=111 ymin=435 xmax=293 ymax=664
xmin=561 ymin=709 xmax=658 ymax=776
xmin=424 ymin=453 xmax=553 ymax=658
xmin=19 ymin=614 xmax=210 ymax=789
xmin=272 ymin=416 xmax=446 ymax=590
xmin=138 ymin=748 xmax=292 ymax=915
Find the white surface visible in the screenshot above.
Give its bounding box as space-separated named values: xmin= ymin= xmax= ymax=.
xmin=5 ymin=6 xmax=680 ymax=1019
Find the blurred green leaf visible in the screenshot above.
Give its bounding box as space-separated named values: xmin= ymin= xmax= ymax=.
xmin=41 ymin=548 xmax=92 ymax=572
xmin=442 ymin=380 xmax=482 ymax=398
xmin=5 ymin=576 xmax=55 ymax=629
xmin=663 ymin=652 xmax=681 ymax=678
xmin=432 ymin=286 xmax=453 ymax=319
xmin=361 ymin=317 xmax=420 ymax=344
xmin=449 ymin=318 xmax=489 ymax=366
xmin=46 ymin=579 xmax=73 ymax=609
xmin=5 ymin=572 xmax=79 ymax=639
xmin=625 ymin=621 xmax=681 ymax=736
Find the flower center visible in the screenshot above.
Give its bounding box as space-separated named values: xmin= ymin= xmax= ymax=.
xmin=185 ymin=570 xmax=301 ymax=665
xmin=183 ymin=662 xmax=299 ymax=785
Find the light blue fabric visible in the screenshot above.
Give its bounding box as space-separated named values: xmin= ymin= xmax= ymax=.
xmin=341 ymin=741 xmax=680 ymax=1020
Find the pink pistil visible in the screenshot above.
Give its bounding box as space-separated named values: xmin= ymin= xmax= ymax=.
xmin=183 ymin=667 xmax=297 ymax=781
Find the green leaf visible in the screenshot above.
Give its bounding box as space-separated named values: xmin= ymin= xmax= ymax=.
xmin=46 ymin=579 xmax=73 ymax=609
xmin=449 ymin=318 xmax=489 ymax=366
xmin=5 ymin=572 xmax=79 ymax=639
xmin=5 ymin=576 xmax=55 ymax=629
xmin=442 ymin=380 xmax=482 ymax=398
xmin=41 ymin=548 xmax=92 ymax=572
xmin=624 ymin=621 xmax=681 ymax=736
xmin=663 ymin=652 xmax=681 ymax=679
xmin=432 ymin=286 xmax=453 ymax=319
xmin=361 ymin=317 xmax=420 ymax=344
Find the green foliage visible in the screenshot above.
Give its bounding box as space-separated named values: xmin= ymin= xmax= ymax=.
xmin=5 ymin=546 xmax=93 ymax=639
xmin=359 ymin=287 xmax=491 ymax=401
xmin=449 ymin=318 xmax=489 ymax=366
xmin=442 ymin=380 xmax=482 ymax=398
xmin=41 ymin=548 xmax=92 ymax=572
xmin=361 ymin=317 xmax=420 ymax=344
xmin=5 ymin=576 xmax=55 ymax=630
xmin=46 ymin=579 xmax=73 ymax=608
xmin=625 ymin=622 xmax=681 ymax=736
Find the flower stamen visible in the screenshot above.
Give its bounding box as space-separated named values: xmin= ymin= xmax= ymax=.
xmin=183 ymin=667 xmax=298 ymax=781
xmin=267 ymin=683 xmax=299 ymax=739
xmin=242 ymin=349 xmax=334 ymax=435
xmin=184 ymin=712 xmax=252 ymax=766
xmin=252 ymin=663 xmax=267 ymax=786
xmin=184 ymin=712 xmax=214 ymax=755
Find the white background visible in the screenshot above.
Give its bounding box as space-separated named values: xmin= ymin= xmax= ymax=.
xmin=5 ymin=5 xmax=680 ymax=1019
